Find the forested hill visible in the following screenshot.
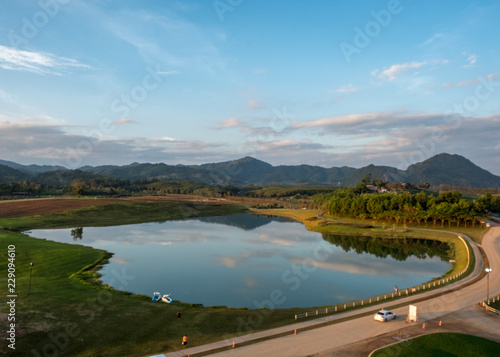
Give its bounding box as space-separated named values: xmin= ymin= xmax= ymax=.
xmin=1 ymin=153 xmax=500 ymax=188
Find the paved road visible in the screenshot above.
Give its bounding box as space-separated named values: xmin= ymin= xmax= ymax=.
xmin=158 ymin=225 xmax=500 ymax=357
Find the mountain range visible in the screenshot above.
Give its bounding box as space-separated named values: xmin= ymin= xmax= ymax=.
xmin=1 ymin=153 xmax=499 ymax=188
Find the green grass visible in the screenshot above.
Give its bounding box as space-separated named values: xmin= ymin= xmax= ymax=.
xmin=372 ymin=333 xmax=500 ymax=357
xmin=0 ymin=201 xmax=323 ymax=356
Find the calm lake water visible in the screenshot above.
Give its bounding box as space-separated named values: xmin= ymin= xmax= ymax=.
xmin=29 ymin=213 xmax=451 ymax=308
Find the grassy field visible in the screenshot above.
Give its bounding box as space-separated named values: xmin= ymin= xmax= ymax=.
xmin=371 ymin=333 xmax=500 ymax=357
xmin=0 ymin=202 xmax=484 ymax=356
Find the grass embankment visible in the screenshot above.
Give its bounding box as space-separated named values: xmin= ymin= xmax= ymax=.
xmin=0 ymin=201 xmax=316 ymax=357
xmin=371 ymin=333 xmax=500 ymax=357
xmin=254 ymin=208 xmax=480 ymax=279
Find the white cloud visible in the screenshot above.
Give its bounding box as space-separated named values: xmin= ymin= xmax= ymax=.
xmin=0 ymin=89 xmax=16 ymax=104
xmin=114 ymin=119 xmax=134 ymax=125
xmin=462 ymin=52 xmax=478 ymax=68
xmin=156 ymin=70 xmax=181 ymax=76
xmin=291 ymin=111 xmax=413 ymax=133
xmin=335 ymin=84 xmax=358 ymax=93
xmin=0 ymin=45 xmax=91 ymax=75
xmin=159 ymin=136 xmax=178 ymax=142
xmin=467 ymin=54 xmax=477 ymax=65
xmin=246 ymin=99 xmax=263 ymax=110
xmin=420 ymin=33 xmax=444 ymax=46
xmin=373 ymin=60 xmax=449 ymax=82
xmin=247 ymin=139 xmax=330 ymax=156
xmin=0 ymin=122 xmax=227 ymax=167
xmin=376 ymin=61 xmax=428 ymax=81
xmin=218 ymin=117 xmax=246 ymax=129
xmin=443 ymin=73 xmax=498 ymax=88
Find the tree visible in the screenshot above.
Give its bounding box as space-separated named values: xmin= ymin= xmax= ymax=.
xmin=367 ymin=195 xmax=384 ymax=219
xmin=456 ymin=199 xmax=471 ymax=227
xmin=71 ymin=227 xmax=83 ymax=240
xmin=72 ymin=184 xmax=84 ymax=197
xmin=414 ymin=191 xmax=428 ymax=210
xmin=491 ymin=196 xmax=500 ymax=213
xmin=436 ymin=202 xmax=451 ymax=227
xmin=428 ymin=204 xmax=440 ymax=227
xmin=437 ymin=191 xmax=461 ymax=204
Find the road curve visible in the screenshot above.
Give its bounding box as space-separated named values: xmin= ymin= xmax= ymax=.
xmin=159 ymin=225 xmax=499 ymax=357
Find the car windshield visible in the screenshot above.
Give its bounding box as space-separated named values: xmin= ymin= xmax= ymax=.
xmin=377 ymin=312 xmax=385 ymax=316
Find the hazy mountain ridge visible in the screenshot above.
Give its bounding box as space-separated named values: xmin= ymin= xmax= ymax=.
xmin=1 ymin=153 xmax=499 ymax=188
xmin=0 ymin=159 xmax=66 ymax=174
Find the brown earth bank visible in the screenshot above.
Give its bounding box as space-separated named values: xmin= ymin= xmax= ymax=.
xmin=0 ymin=195 xmax=233 ymax=218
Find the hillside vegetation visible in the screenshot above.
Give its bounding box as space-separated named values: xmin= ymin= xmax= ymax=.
xmin=2 ymin=153 xmax=500 ymax=189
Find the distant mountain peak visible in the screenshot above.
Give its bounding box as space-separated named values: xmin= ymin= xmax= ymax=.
xmin=1 ymin=153 xmax=499 ymax=188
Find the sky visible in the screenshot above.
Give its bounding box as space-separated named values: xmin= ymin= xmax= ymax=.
xmin=0 ymin=0 xmax=499 ymax=175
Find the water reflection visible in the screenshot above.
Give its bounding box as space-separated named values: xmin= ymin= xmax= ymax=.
xmin=324 ymin=235 xmax=452 ymax=261
xmin=28 ymin=214 xmax=451 ymax=308
xmin=71 ymin=227 xmax=83 ymax=240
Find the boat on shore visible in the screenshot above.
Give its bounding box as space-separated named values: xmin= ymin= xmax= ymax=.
xmin=162 ymin=294 xmax=173 ymax=303
xmin=152 ymin=292 xmax=161 ymax=301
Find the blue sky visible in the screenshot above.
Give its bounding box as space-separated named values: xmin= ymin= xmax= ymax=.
xmin=1 ymin=0 xmax=499 ymax=175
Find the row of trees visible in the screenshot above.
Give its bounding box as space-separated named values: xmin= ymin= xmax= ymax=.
xmin=323 ymin=189 xmax=499 ymax=227
xmin=244 ymin=186 xmax=338 ymax=198
xmin=0 ymin=178 xmax=241 ymax=198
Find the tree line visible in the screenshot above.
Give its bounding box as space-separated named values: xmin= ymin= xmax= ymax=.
xmin=0 ymin=178 xmax=240 ymax=198
xmin=322 ymin=188 xmax=499 ymax=227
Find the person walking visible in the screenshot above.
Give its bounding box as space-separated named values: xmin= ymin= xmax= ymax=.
xmin=182 ymin=334 xmax=188 ymax=346
xmin=394 ymin=285 xmax=398 ymax=293
xmin=177 ymin=311 xmax=181 ymax=320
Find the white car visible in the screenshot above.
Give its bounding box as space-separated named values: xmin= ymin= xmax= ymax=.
xmin=374 ymin=310 xmax=397 ymax=322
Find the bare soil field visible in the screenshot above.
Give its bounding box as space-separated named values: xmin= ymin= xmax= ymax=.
xmin=0 ymin=195 xmax=231 ymax=218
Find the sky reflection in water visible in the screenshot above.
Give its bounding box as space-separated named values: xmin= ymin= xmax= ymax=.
xmin=29 ymin=214 xmax=451 ymax=308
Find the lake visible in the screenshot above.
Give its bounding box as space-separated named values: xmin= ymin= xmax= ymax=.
xmin=28 ymin=213 xmax=452 ymax=309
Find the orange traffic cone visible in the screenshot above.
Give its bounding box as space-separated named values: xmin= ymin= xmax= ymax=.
xmin=439 ymin=320 xmax=442 ymax=327
xmin=422 ymin=323 xmax=426 ymax=329
xmin=232 ymin=341 xmax=235 ymax=348
xmin=294 ymin=329 xmax=297 ymax=335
